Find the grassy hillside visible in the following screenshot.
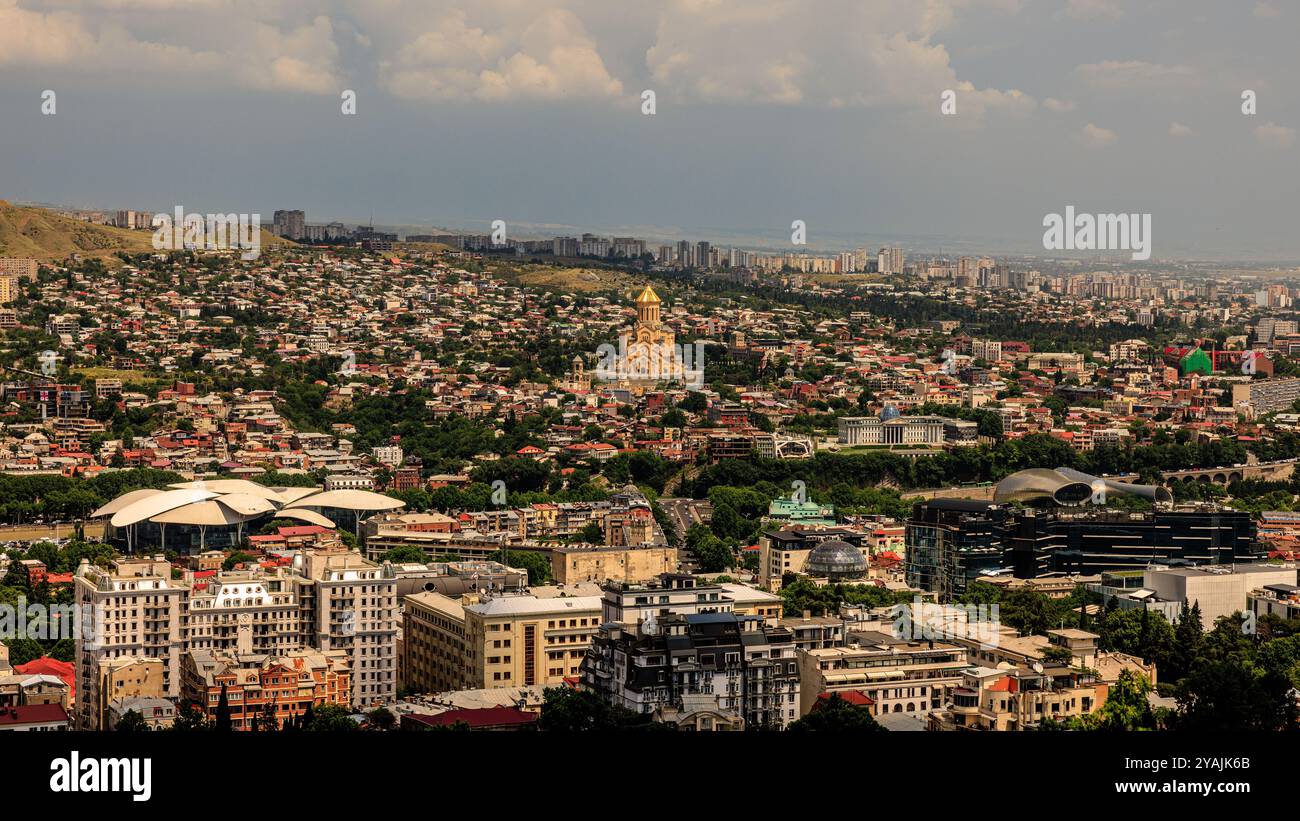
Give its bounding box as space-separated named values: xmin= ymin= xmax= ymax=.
xmin=0 ymin=200 xmax=293 ymax=261
xmin=514 ymin=264 xmax=641 ymax=293
xmin=0 ymin=200 xmax=156 ymax=259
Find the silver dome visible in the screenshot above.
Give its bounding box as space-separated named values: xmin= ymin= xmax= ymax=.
xmin=805 ymin=539 xmax=868 ymax=580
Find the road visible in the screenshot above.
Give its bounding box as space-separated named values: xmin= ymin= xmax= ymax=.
xmin=659 ymin=497 xmax=712 ymax=571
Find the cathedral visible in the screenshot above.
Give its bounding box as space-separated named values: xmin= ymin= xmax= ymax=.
xmin=592 ymin=285 xmax=702 ymax=391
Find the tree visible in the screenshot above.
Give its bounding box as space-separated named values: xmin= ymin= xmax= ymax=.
xmin=215 ymin=683 xmax=232 ymax=731
xmin=575 ymin=521 xmax=604 ymax=544
xmin=1001 ymin=588 xmax=1052 ymax=635
xmin=378 ymin=545 xmax=429 ymax=564
xmin=1169 ymin=602 xmax=1205 ymax=682
xmin=787 ymin=694 xmax=885 ymax=732
xmin=685 ymin=521 xmax=736 ymax=572
xmin=490 ymin=550 xmax=551 ymax=585
xmin=2 ymin=559 xmax=30 ymax=594
xmin=1172 ymin=658 xmax=1298 ymax=731
xmin=659 ymin=408 xmax=687 ymax=428
xmin=252 ymin=700 xmax=280 ymax=732
xmin=1097 ymin=608 xmax=1174 ymax=672
xmin=1091 ymin=669 xmax=1159 ymax=730
xmin=171 ymin=699 xmax=211 ymax=731
xmin=537 ymin=687 xmax=661 ymax=731
xmin=366 ymin=707 xmax=396 ymax=731
xmin=3 ymin=638 xmax=45 ymax=667
xmin=114 ymin=710 xmax=150 ymax=732
xmin=223 ymin=551 xmax=256 ymax=571
xmin=304 ymin=703 xmax=358 ymax=731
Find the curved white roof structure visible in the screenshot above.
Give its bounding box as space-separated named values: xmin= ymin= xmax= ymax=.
xmin=286 ymin=489 xmax=406 ymax=512
xmin=168 ymin=480 xmax=291 ymax=502
xmin=210 ymin=493 xmax=278 ymax=516
xmin=271 ymin=486 xmax=325 ymax=504
xmin=151 ymin=500 xmax=261 ymax=526
xmin=270 ymin=508 xmax=338 ymax=528
xmin=111 ymin=488 xmax=221 ymax=527
xmin=90 ymin=488 xmax=165 ymax=519
xmin=99 ymin=482 xmax=401 ymax=530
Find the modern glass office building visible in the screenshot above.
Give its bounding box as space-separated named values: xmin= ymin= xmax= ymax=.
xmin=906 ymin=498 xmax=1261 ymax=600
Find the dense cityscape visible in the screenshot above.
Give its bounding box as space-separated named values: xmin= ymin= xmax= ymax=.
xmin=2 ymin=207 xmax=1300 ymax=743
xmin=5 ymin=0 xmax=1298 ymax=804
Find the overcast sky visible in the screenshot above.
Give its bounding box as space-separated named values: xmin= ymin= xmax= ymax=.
xmin=0 ymin=0 xmax=1296 ymax=260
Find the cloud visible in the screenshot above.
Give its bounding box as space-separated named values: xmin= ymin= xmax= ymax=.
xmin=1043 ymin=97 xmax=1076 ymax=112
xmin=642 ymin=0 xmax=1032 ymax=119
xmin=1168 ymin=121 xmax=1193 ymax=137
xmin=379 ymin=8 xmax=622 ymax=102
xmin=1253 ymin=2 xmax=1281 ymax=18
xmin=1074 ymin=60 xmax=1197 ymax=90
xmin=1080 ymin=122 xmax=1118 ymax=148
xmin=1254 ymin=121 xmax=1296 ymax=147
xmin=1064 ymin=0 xmax=1123 ymax=21
xmin=0 ymin=0 xmax=341 ymax=94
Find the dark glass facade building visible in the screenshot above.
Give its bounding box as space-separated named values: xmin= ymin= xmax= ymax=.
xmin=906 ymin=500 xmax=1261 ymax=600
xmin=905 ymin=500 xmax=1009 ymax=600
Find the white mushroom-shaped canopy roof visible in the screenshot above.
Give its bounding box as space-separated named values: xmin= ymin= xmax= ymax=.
xmin=210 ymin=493 xmax=278 ymax=516
xmin=268 ymin=508 xmax=337 ymax=528
xmin=91 ymin=488 xmax=164 ymax=519
xmin=285 ymin=489 xmax=406 ymax=512
xmin=111 ymin=488 xmax=221 ymax=527
xmin=168 ymin=480 xmax=289 ymax=502
xmin=271 ymin=486 xmax=325 ymax=504
xmin=150 ymin=500 xmax=261 ymax=526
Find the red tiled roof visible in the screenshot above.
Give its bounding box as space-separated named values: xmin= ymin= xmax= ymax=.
xmin=0 ymin=703 xmax=69 ymax=727
xmin=277 ymin=525 xmax=329 ymax=537
xmin=818 ymin=690 xmax=874 ymax=706
xmin=15 ymin=656 xmax=74 ymax=685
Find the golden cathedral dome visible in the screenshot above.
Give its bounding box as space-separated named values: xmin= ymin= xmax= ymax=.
xmin=634 ymin=285 xmax=661 ymax=304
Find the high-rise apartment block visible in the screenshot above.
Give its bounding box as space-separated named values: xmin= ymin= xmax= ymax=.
xmin=273 ymin=209 xmax=306 ymax=240
xmin=74 ymin=549 xmax=397 ymax=727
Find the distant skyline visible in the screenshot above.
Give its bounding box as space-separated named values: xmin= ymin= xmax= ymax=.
xmin=2 ymin=0 xmax=1298 ymax=261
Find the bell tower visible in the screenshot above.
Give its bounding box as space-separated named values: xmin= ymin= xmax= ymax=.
xmin=635 ymin=285 xmax=661 ymax=325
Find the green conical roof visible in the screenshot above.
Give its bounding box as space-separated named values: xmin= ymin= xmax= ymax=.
xmin=1180 ymin=347 xmax=1212 ymax=375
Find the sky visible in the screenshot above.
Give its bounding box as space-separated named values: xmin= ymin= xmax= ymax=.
xmin=0 ymin=0 xmax=1297 ymax=261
